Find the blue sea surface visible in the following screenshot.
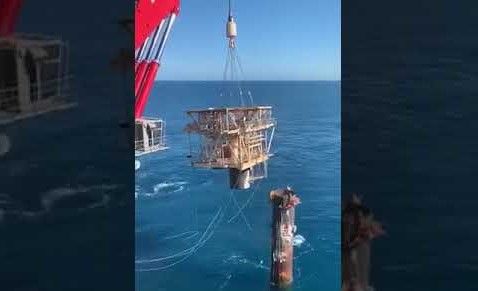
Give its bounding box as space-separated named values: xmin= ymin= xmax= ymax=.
xmin=0 ymin=2 xmax=134 ymax=290
xmin=343 ymin=2 xmax=478 ymax=290
xmin=135 ymin=81 xmax=340 ymax=291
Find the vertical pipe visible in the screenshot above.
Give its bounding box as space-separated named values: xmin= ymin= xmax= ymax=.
xmin=270 ymin=188 xmax=300 ymax=288
xmin=135 ymin=62 xmax=148 ymax=97
xmin=152 ymin=13 xmax=176 ymax=62
xmin=135 ymin=48 xmax=140 ymax=60
xmin=136 ymin=15 xmax=165 ymax=65
xmin=135 ymin=36 xmax=149 ymax=72
xmin=341 ymin=196 xmax=384 ymax=291
xmin=228 ymin=168 xmax=251 ymax=189
xmin=135 ymin=23 xmax=162 ymax=97
xmin=137 ymin=36 xmax=151 ymax=61
xmin=162 ymin=120 xmax=166 ymax=146
xmin=145 ymin=20 xmax=165 ymax=62
xmin=134 ymin=62 xmax=159 ymax=118
xmin=267 ymin=126 xmax=275 ymax=153
xmin=135 ymin=13 xmax=176 ymax=118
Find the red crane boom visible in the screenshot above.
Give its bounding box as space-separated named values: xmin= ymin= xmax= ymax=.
xmin=134 ymin=0 xmax=180 ymax=118
xmin=1 ymin=0 xmax=179 ymax=119
xmin=0 ymin=0 xmax=23 ymax=36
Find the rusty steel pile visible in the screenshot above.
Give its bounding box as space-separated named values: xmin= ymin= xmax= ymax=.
xmin=269 ymin=187 xmax=301 ymax=287
xmin=342 ymin=195 xmax=385 ymax=291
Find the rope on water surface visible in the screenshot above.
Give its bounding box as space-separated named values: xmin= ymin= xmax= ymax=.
xmin=136 ymin=205 xmax=223 ymax=265
xmin=136 ymin=188 xmax=236 ymax=271
xmin=162 ymin=230 xmax=200 ymax=241
xmin=136 ymin=219 xmax=221 ymax=272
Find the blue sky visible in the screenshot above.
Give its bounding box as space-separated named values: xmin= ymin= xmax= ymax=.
xmin=157 ymin=0 xmax=340 ymax=81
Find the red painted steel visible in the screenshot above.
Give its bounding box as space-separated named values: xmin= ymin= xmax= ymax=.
xmin=135 ymin=0 xmax=179 ymax=119
xmin=135 ymin=62 xmax=148 ymax=97
xmin=135 ymin=62 xmax=159 ymax=118
xmin=135 ymin=0 xmax=179 ymax=50
xmin=0 ymin=0 xmax=23 ymax=36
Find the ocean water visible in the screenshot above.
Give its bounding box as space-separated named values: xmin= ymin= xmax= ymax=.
xmin=342 ymin=2 xmax=478 ymax=290
xmin=0 ymin=2 xmax=134 ymax=290
xmin=135 ymin=81 xmax=340 ymax=291
xmin=0 ymin=60 xmax=134 ymax=291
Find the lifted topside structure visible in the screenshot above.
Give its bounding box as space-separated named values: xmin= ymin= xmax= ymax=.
xmin=185 ymin=106 xmax=275 ymax=189
xmin=184 ymin=1 xmax=276 ymax=189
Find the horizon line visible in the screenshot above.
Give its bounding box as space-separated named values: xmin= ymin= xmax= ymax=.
xmin=155 ymin=79 xmax=341 ymax=82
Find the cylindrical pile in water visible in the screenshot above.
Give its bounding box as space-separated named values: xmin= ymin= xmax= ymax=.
xmin=341 ymin=194 xmax=384 ymax=291
xmin=269 ymin=187 xmax=301 ymax=287
xmin=229 ymin=168 xmax=251 ymax=189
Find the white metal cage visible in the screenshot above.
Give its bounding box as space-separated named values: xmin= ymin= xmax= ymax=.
xmin=135 ymin=117 xmax=167 ymax=156
xmin=0 ymin=34 xmax=75 ymax=125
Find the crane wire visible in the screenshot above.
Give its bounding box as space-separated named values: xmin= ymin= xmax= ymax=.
xmin=136 ymin=210 xmax=223 ymax=271
xmin=227 ymin=47 xmax=246 ymax=106
xmin=136 ymin=181 xmax=236 ymax=271
xmin=135 ymin=212 xmax=223 ymax=272
xmin=228 ymin=188 xmax=252 ymax=231
xmin=224 ymin=168 xmax=264 ymax=231
xmin=227 ymin=177 xmax=262 ymax=224
xmin=135 ymin=205 xmax=223 ymax=264
xmin=221 ymin=28 xmax=250 ymax=107
xmin=136 ymin=0 xmax=269 ymax=274
xmin=233 ymin=47 xmax=254 ymax=106
xmin=222 ymin=46 xmax=231 ymax=93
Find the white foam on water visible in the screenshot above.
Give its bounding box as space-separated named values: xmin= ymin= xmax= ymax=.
xmin=224 ymin=254 xmax=269 ymax=271
xmin=135 ymin=185 xmax=140 ymax=199
xmin=293 ymin=235 xmax=316 ymax=260
xmin=136 ymin=181 xmax=189 ymax=199
xmin=41 ymin=184 xmax=119 ymax=211
xmin=84 ymin=194 xmax=111 ymax=210
xmin=0 ymin=185 xmax=117 ymax=223
xmin=153 ymin=181 xmax=188 ymax=194
xmin=293 ymin=234 xmax=306 ymax=247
